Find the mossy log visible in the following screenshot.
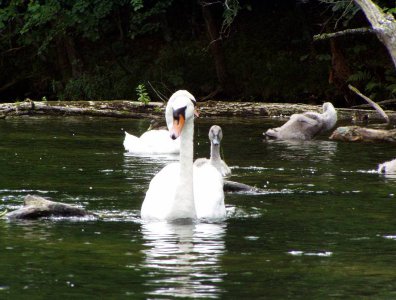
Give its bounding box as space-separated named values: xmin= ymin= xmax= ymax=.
xmin=5 ymin=195 xmax=96 ymax=220
xmin=329 ymin=126 xmax=396 ymax=142
xmin=0 ymin=100 xmax=395 ymax=121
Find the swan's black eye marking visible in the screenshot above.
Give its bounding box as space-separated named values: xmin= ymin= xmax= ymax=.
xmin=173 ymin=106 xmax=187 ymax=122
xmin=190 ymin=98 xmax=196 ymax=106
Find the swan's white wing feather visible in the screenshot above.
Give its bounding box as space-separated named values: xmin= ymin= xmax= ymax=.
xmin=141 ymin=163 xmax=179 ymax=220
xmin=123 ymin=131 xmax=140 ymax=152
xmin=194 ymin=164 xmax=225 ymax=220
xmin=124 ymin=130 xmax=180 ymax=154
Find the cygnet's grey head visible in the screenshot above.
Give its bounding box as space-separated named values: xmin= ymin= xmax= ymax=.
xmin=209 ymin=125 xmax=223 ymax=146
xmin=322 ymin=102 xmax=336 ymax=114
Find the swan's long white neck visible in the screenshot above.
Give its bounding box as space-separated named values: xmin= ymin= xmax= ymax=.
xmin=169 ymin=117 xmax=196 ymax=220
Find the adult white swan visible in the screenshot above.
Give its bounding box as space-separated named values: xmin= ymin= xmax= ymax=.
xmin=264 ymin=102 xmax=337 ymax=140
xmin=123 ymin=121 xmax=180 ymax=155
xmin=141 ymin=90 xmax=225 ymax=221
xmin=194 ymin=125 xmax=231 ymax=177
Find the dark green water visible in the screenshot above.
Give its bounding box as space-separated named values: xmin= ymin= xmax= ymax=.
xmin=0 ymin=116 xmax=395 ymax=299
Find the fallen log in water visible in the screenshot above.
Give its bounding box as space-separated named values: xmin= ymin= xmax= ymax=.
xmin=0 ymin=100 xmax=395 ymax=121
xmin=329 ymin=126 xmax=396 ymax=142
xmin=5 ymin=195 xmax=96 ymax=220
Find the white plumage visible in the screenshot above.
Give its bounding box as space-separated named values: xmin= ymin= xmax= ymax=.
xmin=123 ymin=129 xmax=180 ymax=155
xmin=141 ymin=90 xmax=225 ymax=222
xmin=378 ymin=158 xmax=396 ymax=174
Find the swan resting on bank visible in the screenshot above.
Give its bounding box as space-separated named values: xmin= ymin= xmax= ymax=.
xmin=123 ymin=123 xmax=180 ymax=155
xmin=264 ymin=102 xmax=337 ymax=140
xmin=378 ymin=158 xmax=396 ymax=174
xmin=194 ymin=125 xmax=231 ymax=177
xmin=141 ymin=90 xmax=225 ymax=221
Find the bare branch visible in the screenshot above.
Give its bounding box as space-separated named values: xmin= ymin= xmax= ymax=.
xmin=147 ymin=81 xmax=167 ymax=103
xmin=313 ymin=27 xmax=373 ymax=40
xmin=348 ymin=84 xmax=390 ymax=124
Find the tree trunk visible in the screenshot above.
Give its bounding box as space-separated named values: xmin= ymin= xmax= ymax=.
xmin=328 ymin=38 xmax=354 ymax=105
xmin=201 ymin=4 xmax=234 ymax=96
xmin=64 ymin=35 xmax=83 ymax=77
xmin=55 ymin=37 xmax=72 ymax=82
xmin=354 ymin=0 xmax=396 ymax=69
xmin=55 ymin=35 xmax=83 ymax=82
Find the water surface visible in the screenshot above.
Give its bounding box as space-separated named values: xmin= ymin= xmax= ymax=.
xmin=1 ymin=116 xmax=396 ymax=299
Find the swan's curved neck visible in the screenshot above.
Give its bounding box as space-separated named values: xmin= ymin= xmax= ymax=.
xmin=210 ymin=143 xmax=221 ymax=161
xmin=170 ymin=118 xmax=196 ymax=219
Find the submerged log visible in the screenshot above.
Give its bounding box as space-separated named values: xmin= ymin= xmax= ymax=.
xmin=329 ymin=126 xmax=396 ymax=142
xmin=224 ymin=180 xmax=264 ymax=193
xmin=5 ymin=195 xmax=96 ymax=220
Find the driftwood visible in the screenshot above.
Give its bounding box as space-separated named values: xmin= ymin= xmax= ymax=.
xmin=5 ymin=195 xmax=96 ymax=220
xmin=224 ymin=180 xmax=264 ymax=193
xmin=0 ymin=100 xmax=164 ymax=119
xmin=348 ymin=84 xmax=390 ymax=124
xmin=352 ymin=98 xmax=396 ymax=109
xmin=329 ymin=126 xmax=396 ymax=142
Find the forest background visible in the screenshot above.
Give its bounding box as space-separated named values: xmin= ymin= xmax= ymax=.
xmin=0 ymin=0 xmax=395 ymax=108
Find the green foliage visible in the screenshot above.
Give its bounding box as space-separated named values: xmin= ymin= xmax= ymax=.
xmin=136 ymin=84 xmax=151 ymax=105
xmin=348 ymin=65 xmax=396 ymax=100
xmin=0 ymin=0 xmax=394 ymax=104
xmin=348 ymin=70 xmax=372 ymax=83
xmin=131 ymin=0 xmax=144 ymax=11
xmin=221 ymin=0 xmax=241 ymax=36
xmin=60 ymin=67 xmax=116 ymax=100
xmin=319 ymin=0 xmax=360 ymax=28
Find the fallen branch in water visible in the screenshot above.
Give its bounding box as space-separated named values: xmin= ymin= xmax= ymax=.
xmin=329 ymin=126 xmax=396 ymax=142
xmin=348 ymin=84 xmax=390 ymax=124
xmin=351 ymin=98 xmax=396 ymax=109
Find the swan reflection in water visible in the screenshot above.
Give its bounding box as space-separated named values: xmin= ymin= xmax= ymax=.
xmin=141 ymin=222 xmax=226 ymax=299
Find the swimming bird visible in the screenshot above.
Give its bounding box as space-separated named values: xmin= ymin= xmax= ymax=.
xmin=378 ymin=158 xmax=396 ymax=174
xmin=123 ymin=120 xmax=180 ymax=155
xmin=264 ymin=102 xmax=337 ymax=140
xmin=141 ymin=90 xmax=225 ymax=221
xmin=194 ymin=125 xmax=231 ymax=177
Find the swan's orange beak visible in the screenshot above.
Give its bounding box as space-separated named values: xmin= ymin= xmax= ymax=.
xmin=170 ymin=114 xmax=185 ymax=140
